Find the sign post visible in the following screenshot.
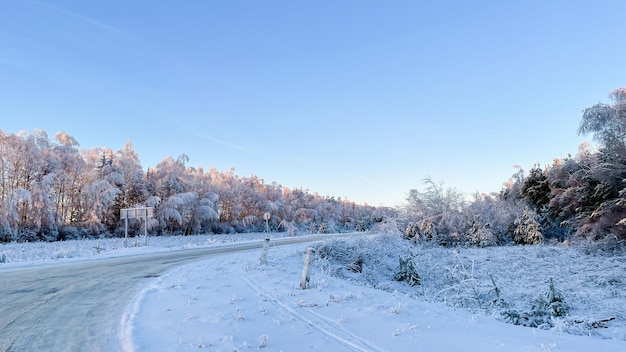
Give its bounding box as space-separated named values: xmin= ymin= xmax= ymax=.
xmin=263 ymin=212 xmax=271 ymax=233
xmin=120 ymin=207 xmax=154 ymax=247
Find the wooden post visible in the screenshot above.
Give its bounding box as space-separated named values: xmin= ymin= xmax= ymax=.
xmin=259 ymin=237 xmax=270 ymax=265
xmin=300 ymin=247 xmax=315 ymax=289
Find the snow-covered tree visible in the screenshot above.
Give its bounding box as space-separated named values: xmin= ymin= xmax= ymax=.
xmin=147 ymin=155 xmax=189 ymax=199
xmin=0 ymin=129 xmax=384 ymax=241
xmin=513 ymin=208 xmax=543 ymax=245
xmin=405 ymin=177 xmax=466 ymax=243
xmin=461 ymin=192 xmax=522 ymax=245
xmin=49 ymin=132 xmax=87 ymax=227
xmin=520 ymin=166 xmax=550 ymax=209
xmin=579 ymin=87 xmax=626 ymax=157
xmin=466 ymin=216 xmax=495 ymax=247
xmin=114 ymin=140 xmax=148 ymax=210
xmin=80 ymin=179 xmax=121 ymax=233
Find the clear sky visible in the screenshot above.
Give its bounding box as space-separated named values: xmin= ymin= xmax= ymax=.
xmin=1 ymin=0 xmax=624 ymax=207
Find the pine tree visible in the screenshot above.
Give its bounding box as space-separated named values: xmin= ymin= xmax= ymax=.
xmin=513 ymin=208 xmax=543 ymax=245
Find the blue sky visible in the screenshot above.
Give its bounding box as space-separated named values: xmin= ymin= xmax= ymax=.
xmin=1 ymin=0 xmax=624 ymax=207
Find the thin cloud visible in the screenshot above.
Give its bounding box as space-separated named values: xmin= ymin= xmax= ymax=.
xmin=204 ymin=136 xmax=245 ymax=152
xmin=188 ymin=129 xmax=245 ymax=152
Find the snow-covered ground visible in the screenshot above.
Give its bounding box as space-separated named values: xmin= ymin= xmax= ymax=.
xmin=0 ymin=232 xmax=279 ymax=268
xmin=2 ymin=232 xmax=625 ymax=351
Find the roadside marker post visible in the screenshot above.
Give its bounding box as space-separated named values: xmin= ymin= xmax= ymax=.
xmin=259 ymin=237 xmax=270 ymax=265
xmin=300 ymin=247 xmax=315 ymax=289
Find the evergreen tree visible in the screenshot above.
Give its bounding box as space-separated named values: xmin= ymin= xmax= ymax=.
xmin=513 ymin=208 xmax=543 ymax=245
xmin=520 ymin=166 xmax=550 ymax=209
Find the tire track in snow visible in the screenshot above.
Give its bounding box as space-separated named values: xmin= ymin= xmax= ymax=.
xmin=234 ymin=271 xmax=387 ymax=352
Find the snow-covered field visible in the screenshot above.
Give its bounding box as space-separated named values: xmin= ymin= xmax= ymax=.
xmin=2 ymin=232 xmax=626 ymax=351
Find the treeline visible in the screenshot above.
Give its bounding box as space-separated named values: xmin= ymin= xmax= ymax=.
xmin=4 ymin=88 xmax=624 ymax=245
xmin=0 ymin=130 xmax=390 ymax=242
xmin=401 ymin=88 xmax=626 ymax=247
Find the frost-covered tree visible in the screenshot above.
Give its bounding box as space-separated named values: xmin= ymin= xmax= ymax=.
xmin=466 ymin=216 xmax=495 ymax=247
xmin=27 ymin=173 xmax=59 ymax=240
xmin=0 ymin=130 xmax=61 ymax=240
xmin=79 ymin=180 xmax=121 ymax=234
xmin=50 ymin=131 xmax=86 ymax=227
xmin=461 ymin=192 xmax=522 ymax=245
xmin=520 ymin=166 xmax=550 ymax=209
xmin=79 ymin=147 xmax=124 ymax=232
xmin=574 ymin=88 xmax=626 ymax=239
xmin=0 ymin=129 xmax=385 ymax=241
xmin=579 ymin=88 xmax=626 ymax=158
xmin=406 ymin=177 xmax=465 ymax=219
xmin=147 ymin=155 xmax=189 ymax=199
xmin=114 ymin=140 xmax=148 ymax=210
xmin=396 ymin=87 xmax=626 ymax=245
xmin=4 ymin=187 xmax=32 ymax=240
xmin=214 ymin=168 xmax=246 ymax=229
xmin=405 ymin=176 xmax=466 ymax=244
xmin=513 ymin=208 xmax=543 ymax=245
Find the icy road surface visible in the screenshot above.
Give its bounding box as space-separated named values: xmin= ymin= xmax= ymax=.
xmin=0 ymin=236 xmax=334 ymax=352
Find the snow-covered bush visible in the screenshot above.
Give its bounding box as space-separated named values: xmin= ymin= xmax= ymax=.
xmin=502 ymin=278 xmax=568 ymax=328
xmin=419 ymin=218 xmax=437 ymax=241
xmin=57 ymin=226 xmax=89 ymax=241
xmin=278 ymin=220 xmax=298 ymax=236
xmin=542 ymin=278 xmax=569 ymax=317
xmin=372 ymin=217 xmax=402 ymax=236
xmin=404 ymin=222 xmax=419 ymax=240
xmin=580 ymin=234 xmax=625 ymax=254
xmin=258 ymin=334 xmax=268 ymax=348
xmin=438 ymin=252 xmax=486 ymax=308
xmin=312 ymin=233 xmax=406 ymax=285
xmin=466 ymin=218 xmax=496 ymax=247
xmin=513 ymin=208 xmax=543 ymax=245
xmin=393 ymin=251 xmax=420 ymax=286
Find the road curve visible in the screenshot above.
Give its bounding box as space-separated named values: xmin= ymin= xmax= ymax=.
xmin=0 ymin=235 xmax=342 ymax=352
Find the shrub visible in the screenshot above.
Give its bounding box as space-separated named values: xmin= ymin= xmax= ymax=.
xmin=393 ymin=251 xmax=420 ymax=286
xmin=542 ymin=278 xmax=569 ymax=317
xmin=467 ymin=220 xmax=496 ymax=247
xmin=373 ymin=218 xmax=402 ymax=236
xmin=502 ymin=278 xmax=568 ymax=328
xmin=404 ymin=222 xmax=419 ymax=240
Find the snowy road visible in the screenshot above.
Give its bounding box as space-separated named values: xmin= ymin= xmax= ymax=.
xmin=0 ymin=235 xmax=336 ymax=352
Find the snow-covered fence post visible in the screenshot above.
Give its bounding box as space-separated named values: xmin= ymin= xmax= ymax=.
xmin=259 ymin=237 xmax=270 ymax=265
xmin=300 ymin=247 xmax=315 ymax=289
